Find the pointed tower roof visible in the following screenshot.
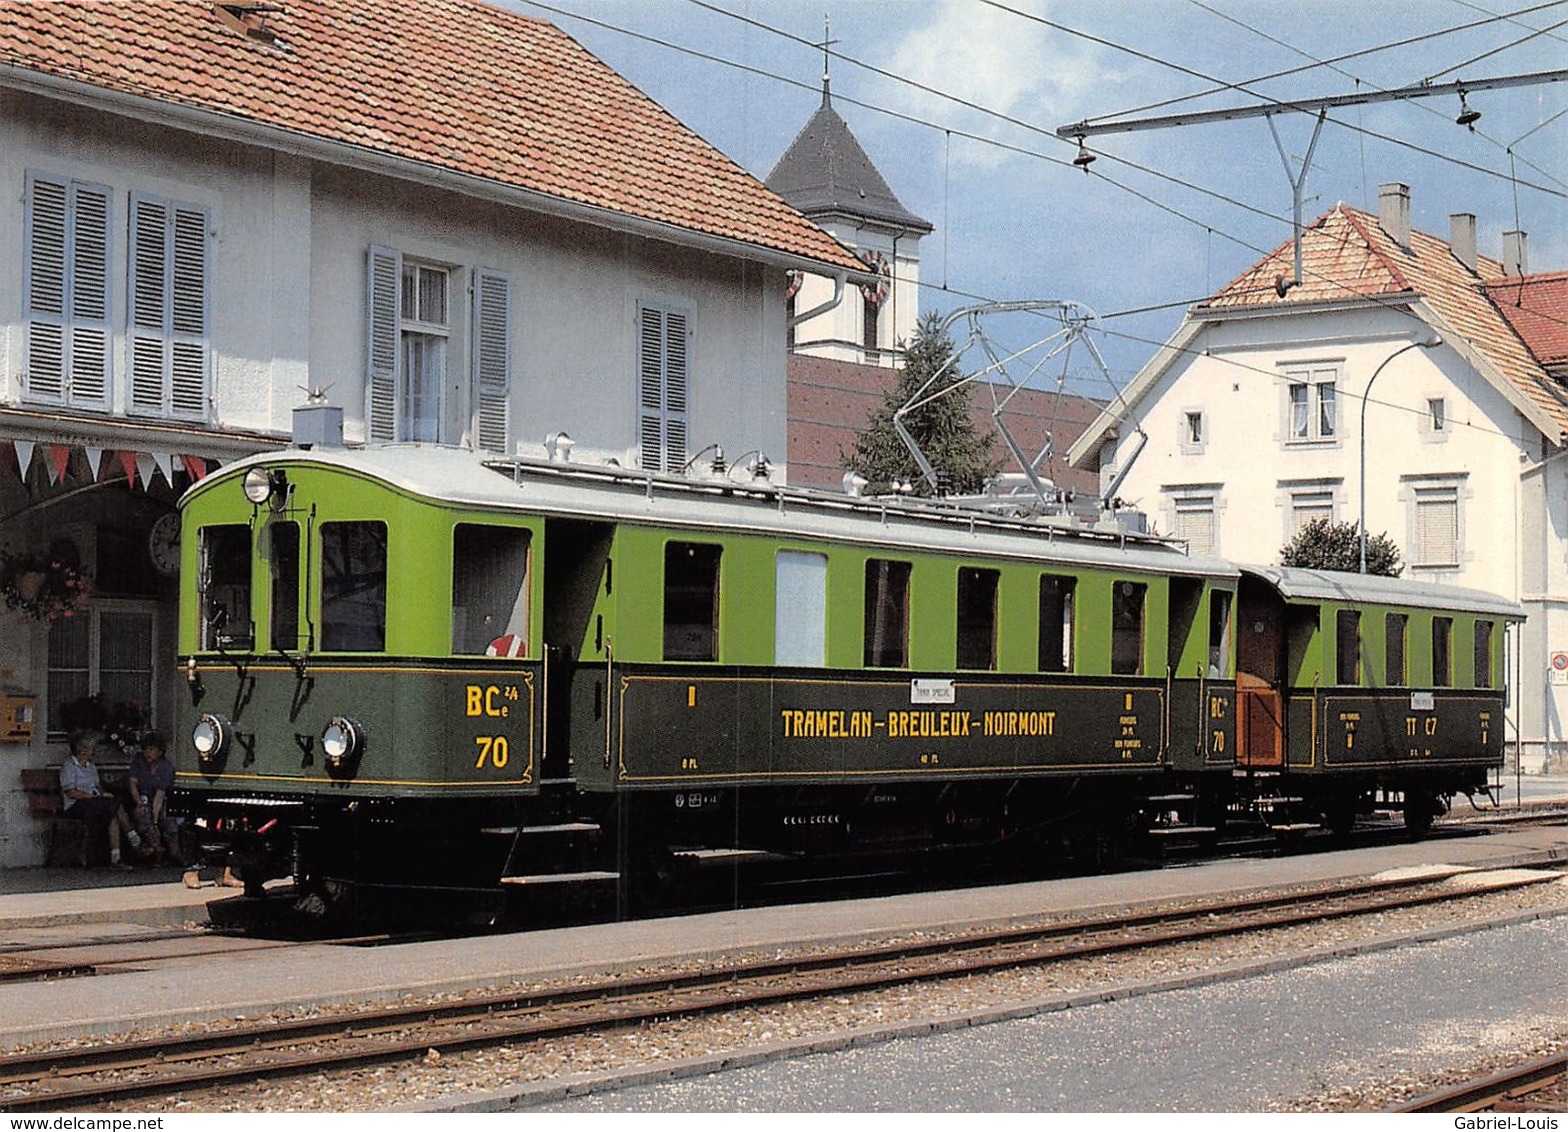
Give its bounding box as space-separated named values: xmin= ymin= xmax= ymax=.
xmin=767 ymin=86 xmax=932 ymax=234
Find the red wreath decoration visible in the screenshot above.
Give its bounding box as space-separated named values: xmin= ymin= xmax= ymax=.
xmin=858 ymin=251 xmax=890 ymax=309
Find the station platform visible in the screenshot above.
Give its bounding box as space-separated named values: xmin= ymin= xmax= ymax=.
xmin=1 ymin=798 xmax=1567 ymax=1051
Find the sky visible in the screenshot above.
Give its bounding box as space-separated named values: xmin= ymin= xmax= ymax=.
xmin=510 ymin=0 xmax=1568 ymax=394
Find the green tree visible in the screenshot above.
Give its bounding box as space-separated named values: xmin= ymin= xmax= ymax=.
xmin=845 ymin=311 xmax=998 ymax=496
xmin=1280 ymin=517 xmax=1403 ymax=576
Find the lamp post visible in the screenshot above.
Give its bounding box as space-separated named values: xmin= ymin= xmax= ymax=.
xmin=1359 ymin=335 xmax=1443 ymax=573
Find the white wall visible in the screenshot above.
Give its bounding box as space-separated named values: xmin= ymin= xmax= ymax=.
xmin=791 ymin=219 xmax=920 ymax=366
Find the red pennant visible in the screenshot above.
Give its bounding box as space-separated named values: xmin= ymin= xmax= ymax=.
xmin=181 ymin=454 xmax=208 ymax=482
xmin=117 ymin=450 xmax=139 ymax=484
xmin=50 ymin=445 xmax=71 ymax=483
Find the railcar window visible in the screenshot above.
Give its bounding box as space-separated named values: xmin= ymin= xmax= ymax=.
xmin=452 ymin=525 xmax=530 ymax=656
xmin=1474 ymin=620 xmax=1494 ymax=688
xmin=1336 ymin=610 xmax=1361 ymax=684
xmin=664 ymin=542 xmax=721 ymax=661
xmin=1208 ymin=591 xmax=1233 ymax=678
xmin=1433 ymin=616 xmax=1453 ymax=687
xmin=956 ymin=567 xmax=999 ymax=671
xmin=320 ymin=522 xmax=387 ymax=652
xmin=775 ymin=551 xmax=827 ymax=666
xmin=198 ymin=525 xmax=252 ymax=651
xmin=1386 ymin=613 xmax=1408 ymax=685
xmin=1038 ymin=575 xmax=1075 ymax=673
xmin=269 ymin=522 xmax=300 ymax=652
xmin=1111 ymin=581 xmax=1146 ymax=676
xmin=864 ymin=559 xmax=911 ymax=668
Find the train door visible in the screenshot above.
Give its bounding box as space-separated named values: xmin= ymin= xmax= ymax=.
xmin=542 ymin=518 xmax=615 ymax=783
xmin=1236 ymin=576 xmax=1285 ymax=768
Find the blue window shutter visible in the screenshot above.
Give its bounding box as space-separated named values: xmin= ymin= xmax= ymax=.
xmin=637 ymin=303 xmax=690 ymax=473
xmin=24 ymin=174 xmax=110 ymax=408
xmin=366 ymin=245 xmax=400 ymax=443
xmin=472 ymin=268 xmax=511 ymax=453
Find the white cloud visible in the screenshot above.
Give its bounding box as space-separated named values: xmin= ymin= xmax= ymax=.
xmin=884 ymin=0 xmax=1114 ymax=169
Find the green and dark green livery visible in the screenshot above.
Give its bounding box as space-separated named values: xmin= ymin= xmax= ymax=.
xmin=171 ymin=446 xmax=1521 ymax=913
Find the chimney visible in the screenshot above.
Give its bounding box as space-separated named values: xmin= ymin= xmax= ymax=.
xmin=1503 ymin=229 xmax=1529 ymax=276
xmin=1449 ymin=213 xmax=1477 ymax=272
xmin=1378 ymin=183 xmax=1411 ymax=250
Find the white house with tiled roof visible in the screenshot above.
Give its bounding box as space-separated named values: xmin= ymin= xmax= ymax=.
xmin=1069 ymin=183 xmax=1568 ymax=770
xmin=0 ymin=0 xmax=866 ymax=867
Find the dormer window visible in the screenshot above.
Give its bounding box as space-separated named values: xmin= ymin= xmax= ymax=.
xmin=213 ymin=4 xmax=285 ymax=49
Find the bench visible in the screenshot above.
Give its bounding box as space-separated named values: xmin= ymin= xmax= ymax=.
xmin=20 ymin=767 xmax=86 ymax=867
xmin=20 ymin=764 xmax=130 ymax=867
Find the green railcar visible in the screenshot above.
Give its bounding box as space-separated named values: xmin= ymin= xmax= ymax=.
xmin=169 ymin=445 xmax=1516 ymax=917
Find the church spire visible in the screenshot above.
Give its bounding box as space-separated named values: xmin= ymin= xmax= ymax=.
xmin=819 ymin=14 xmax=836 ymax=107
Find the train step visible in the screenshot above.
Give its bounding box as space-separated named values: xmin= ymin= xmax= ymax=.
xmin=481 ymin=821 xmax=602 ymax=836
xmin=1266 ymin=822 xmax=1319 ymax=833
xmin=673 ymin=847 xmax=778 ymax=864
xmin=1147 ymin=825 xmax=1217 ymax=836
xmin=1144 ymin=793 xmax=1196 ymax=804
xmin=499 ymin=870 xmax=621 ymax=886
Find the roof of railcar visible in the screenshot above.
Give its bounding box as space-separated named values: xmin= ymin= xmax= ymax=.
xmin=1240 ymin=564 xmax=1524 ymax=620
xmin=189 ymin=445 xmax=1239 ymax=581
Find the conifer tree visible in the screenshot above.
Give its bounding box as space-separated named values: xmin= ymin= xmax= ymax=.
xmin=846 ymin=312 xmax=998 ymax=496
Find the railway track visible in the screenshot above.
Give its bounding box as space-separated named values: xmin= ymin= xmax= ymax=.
xmin=3 ymin=867 xmax=1563 ymax=1112
xmin=1394 ymin=1054 xmax=1568 ymax=1112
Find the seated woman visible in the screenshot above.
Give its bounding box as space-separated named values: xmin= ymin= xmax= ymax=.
xmin=59 ymin=730 xmax=141 ymax=868
xmin=127 ymin=731 xmax=180 ymax=865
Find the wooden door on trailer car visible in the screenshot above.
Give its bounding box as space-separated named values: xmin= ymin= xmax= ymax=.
xmin=1235 ymin=580 xmax=1285 ymax=768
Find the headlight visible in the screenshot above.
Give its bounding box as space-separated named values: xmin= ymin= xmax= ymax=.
xmin=322 ymin=716 xmax=365 ymax=772
xmin=192 ymin=713 xmax=231 ymax=765
xmin=242 ymin=466 xmax=275 ymax=505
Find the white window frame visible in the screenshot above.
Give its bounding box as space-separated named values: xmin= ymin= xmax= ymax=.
xmin=1421 ymin=396 xmax=1450 ymax=444
xmin=638 ymin=301 xmax=690 ymax=474
xmin=1181 ymin=408 xmax=1206 ymax=454
xmin=398 ymin=259 xmax=450 ymax=444
xmin=1405 ymin=475 xmax=1464 ymax=571
xmin=23 ymin=172 xmax=111 ymax=411
xmin=1168 ymin=489 xmax=1219 ymax=556
xmin=128 ymin=193 xmax=211 ymax=420
xmin=1283 ymin=365 xmax=1341 ymax=445
xmin=366 ymin=247 xmax=511 ymax=449
xmin=46 ymin=599 xmax=161 ymax=740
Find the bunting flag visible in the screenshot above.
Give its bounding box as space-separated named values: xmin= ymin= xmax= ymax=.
xmin=14 ymin=440 xmax=34 ymax=480
xmin=49 ymin=445 xmax=71 ymax=485
xmin=118 ymin=450 xmax=139 ymax=485
xmin=152 ymin=452 xmax=173 ymax=484
xmin=85 ymin=448 xmax=104 ymax=480
xmin=181 ymin=454 xmax=208 ymax=482
xmin=135 ymin=452 xmax=157 ymax=488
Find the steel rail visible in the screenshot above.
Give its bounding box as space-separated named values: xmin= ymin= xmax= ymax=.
xmin=1393 ymin=1054 xmax=1567 ymax=1112
xmin=2 ymin=869 xmax=1562 ymax=1111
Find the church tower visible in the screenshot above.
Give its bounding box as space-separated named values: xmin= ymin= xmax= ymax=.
xmin=767 ymin=59 xmax=931 ymax=367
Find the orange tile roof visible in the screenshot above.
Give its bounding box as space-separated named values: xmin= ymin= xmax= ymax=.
xmin=1486 ymin=272 xmax=1568 ymax=378
xmin=0 ymin=0 xmax=863 ymax=275
xmin=1201 ymin=204 xmax=1568 ymax=434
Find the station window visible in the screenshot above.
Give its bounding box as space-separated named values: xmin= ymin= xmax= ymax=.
xmin=1336 ymin=610 xmax=1361 ymax=685
xmin=1208 ymin=591 xmax=1233 ymax=678
xmin=1386 ymin=613 xmax=1407 ymax=686
xmin=269 ymin=522 xmax=300 ymax=652
xmin=956 ymin=567 xmax=999 ymax=671
xmin=1111 ymin=581 xmax=1146 ymax=676
xmin=1474 ymin=620 xmax=1494 ymax=688
xmin=1038 ymin=574 xmax=1075 ymax=673
xmin=198 ymin=525 xmax=252 ymax=651
xmin=864 ymin=559 xmax=911 ymax=668
xmin=452 ymin=525 xmax=530 ymax=656
xmin=775 ymin=550 xmax=827 ymax=667
xmin=320 ymin=522 xmax=388 ymax=652
xmin=1432 ymin=616 xmax=1453 ymax=688
xmin=664 ymin=542 xmax=721 ymax=661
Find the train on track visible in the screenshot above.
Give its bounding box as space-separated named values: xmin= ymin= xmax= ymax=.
xmin=171 ymin=441 xmax=1523 ymax=919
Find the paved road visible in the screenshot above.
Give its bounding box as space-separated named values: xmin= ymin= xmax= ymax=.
xmin=534 ymin=913 xmax=1568 ymax=1112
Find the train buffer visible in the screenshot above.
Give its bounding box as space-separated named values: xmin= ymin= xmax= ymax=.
xmin=499 ymin=870 xmax=621 ymax=886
